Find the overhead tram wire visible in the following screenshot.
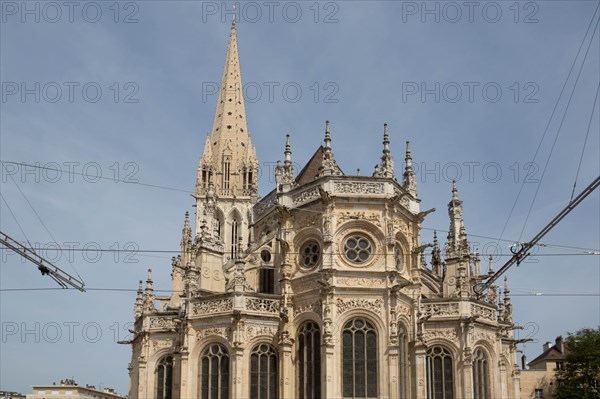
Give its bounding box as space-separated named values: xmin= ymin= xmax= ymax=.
xmin=5 ymin=168 xmax=84 ymax=282
xmin=0 ymin=246 xmax=595 ymax=257
xmin=475 ymin=175 xmax=600 ymax=295
xmin=518 ymin=13 xmax=600 ymax=242
xmin=497 ymin=3 xmax=600 ymax=245
xmin=0 ymin=161 xmax=193 ymax=195
xmin=570 ymin=82 xmax=600 ymax=202
xmin=0 ymin=192 xmax=35 ymax=250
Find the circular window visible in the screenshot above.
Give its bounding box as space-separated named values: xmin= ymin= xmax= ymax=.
xmin=260 ymin=249 xmax=271 ymax=263
xmin=299 ymin=241 xmax=320 ymax=268
xmin=344 ymin=234 xmax=373 ymax=264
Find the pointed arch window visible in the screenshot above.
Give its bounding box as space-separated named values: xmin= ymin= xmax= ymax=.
xmin=250 ymin=344 xmax=278 ymax=399
xmin=342 ymin=318 xmax=377 ymax=398
xmin=222 ymin=157 xmax=231 ymax=191
xmin=156 ymin=356 xmax=174 ymax=399
xmin=230 ymin=219 xmax=239 ymax=258
xmin=297 ymin=321 xmax=321 ymax=399
xmin=200 ymin=344 xmax=230 ymax=399
xmin=426 ymin=346 xmax=454 ymax=399
xmin=472 ymin=348 xmax=489 ymax=399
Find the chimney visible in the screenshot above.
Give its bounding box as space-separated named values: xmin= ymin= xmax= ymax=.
xmin=521 ymin=353 xmax=528 ymax=370
xmin=556 ymin=336 xmax=564 ymax=353
xmin=543 ymin=341 xmax=553 ymax=351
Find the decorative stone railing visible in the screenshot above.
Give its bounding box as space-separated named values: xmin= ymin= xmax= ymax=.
xmin=470 ymin=303 xmax=497 ymax=321
xmin=245 ymin=296 xmax=280 ymax=314
xmin=148 ymin=316 xmax=177 ymax=331
xmin=191 ymin=297 xmax=234 ymax=316
xmin=254 ymin=191 xmax=277 ymax=219
xmin=189 ymin=294 xmax=281 ymax=318
xmin=422 ymin=302 xmax=460 ymax=318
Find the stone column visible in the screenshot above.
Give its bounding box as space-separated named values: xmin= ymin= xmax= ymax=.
xmin=178 ymin=349 xmax=189 ymax=399
xmin=388 ymin=345 xmax=400 ymax=399
xmin=414 ymin=344 xmax=427 ymax=399
xmin=279 ymin=335 xmax=294 ymax=398
xmin=231 ymin=347 xmax=245 ymax=398
xmin=322 ymin=342 xmax=336 ymax=398
xmin=172 ymin=352 xmax=182 ymax=399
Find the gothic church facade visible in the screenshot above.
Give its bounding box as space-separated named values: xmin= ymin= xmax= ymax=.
xmin=126 ymin=22 xmax=522 ymax=399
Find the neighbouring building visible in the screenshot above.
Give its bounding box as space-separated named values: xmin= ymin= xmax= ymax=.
xmin=26 ymin=379 xmax=125 ymax=399
xmin=125 ymin=21 xmax=523 ymax=399
xmin=1 ymin=391 xmax=26 ymax=399
xmin=520 ymin=336 xmax=569 ymax=399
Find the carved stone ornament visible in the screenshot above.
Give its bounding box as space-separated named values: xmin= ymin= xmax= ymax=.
xmin=291 ymin=279 xmax=321 ymax=293
xmin=396 ymin=303 xmax=412 ymax=318
xmin=470 ymin=328 xmax=497 ymax=343
xmin=422 ymin=302 xmax=460 ymax=318
xmin=471 ymin=303 xmax=497 ymax=321
xmin=337 ymin=277 xmax=387 ymax=288
xmin=152 ymin=338 xmax=173 ymax=350
xmin=195 ymin=325 xmax=229 ymax=340
xmin=245 ymin=324 xmax=278 ymax=340
xmin=254 ymin=192 xmax=277 ymax=219
xmin=150 ymin=317 xmax=177 ymax=330
xmin=422 ymin=327 xmax=458 ymax=342
xmin=292 ymin=300 xmax=322 ymax=317
xmin=293 ymin=187 xmax=320 ymax=205
xmin=297 ymin=214 xmax=320 ymax=229
xmin=192 ymin=298 xmax=234 ymax=315
xmin=333 ymin=181 xmax=385 ymax=195
xmin=336 ymin=297 xmax=383 ymax=314
xmin=245 ymin=297 xmax=280 ymax=313
xmin=337 ymin=211 xmax=382 ymax=228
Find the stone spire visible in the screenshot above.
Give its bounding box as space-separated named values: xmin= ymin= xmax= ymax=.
xmin=403 ymin=141 xmax=417 ymax=197
xmin=503 ymin=277 xmax=512 ymax=322
xmin=143 ymin=269 xmax=155 ymax=313
xmin=196 ymin=20 xmax=257 ymax=197
xmin=380 ymin=123 xmax=395 ymax=179
xmin=275 ymin=135 xmax=296 ymax=190
xmin=181 ymin=211 xmax=192 ymax=249
xmin=444 ymin=181 xmax=469 ymax=259
xmin=134 ymin=280 xmax=143 ymax=318
xmin=473 ymin=250 xmax=481 ymax=276
xmin=318 ymin=120 xmax=343 ymax=177
xmin=431 ymin=230 xmax=442 ymax=277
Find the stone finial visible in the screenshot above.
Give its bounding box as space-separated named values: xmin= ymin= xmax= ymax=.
xmin=372 ymin=164 xmax=381 ymax=177
xmin=403 ymin=140 xmax=417 ymax=196
xmin=181 ymin=211 xmax=192 ymax=247
xmin=473 ymin=250 xmax=481 ymax=275
xmin=276 ymin=135 xmax=295 ymax=188
xmin=284 ymin=134 xmax=292 ymax=167
xmin=318 ymin=120 xmax=343 ymax=177
xmin=380 ymin=123 xmax=395 ymax=179
xmin=146 ymin=269 xmax=153 ymax=293
xmin=134 ymin=280 xmax=144 ymax=318
xmin=444 ymin=180 xmax=469 ymax=259
xmin=503 ymin=277 xmax=513 ymax=322
xmin=431 ymin=230 xmax=442 ymax=276
xmin=324 ymin=120 xmax=331 ymax=150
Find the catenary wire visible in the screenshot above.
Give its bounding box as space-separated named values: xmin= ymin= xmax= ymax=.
xmin=570 ymin=82 xmax=600 ymax=201
xmin=497 ymin=3 xmax=600 ymax=243
xmin=0 ymin=161 xmax=194 ymax=194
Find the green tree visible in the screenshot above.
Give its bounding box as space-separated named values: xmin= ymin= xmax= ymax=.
xmin=555 ymin=327 xmax=600 ymax=399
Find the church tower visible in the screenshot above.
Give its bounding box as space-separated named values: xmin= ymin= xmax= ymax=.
xmin=193 ymin=20 xmax=258 ymax=291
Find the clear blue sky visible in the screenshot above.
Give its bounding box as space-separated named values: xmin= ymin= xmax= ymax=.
xmin=1 ymin=1 xmax=599 ymax=395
